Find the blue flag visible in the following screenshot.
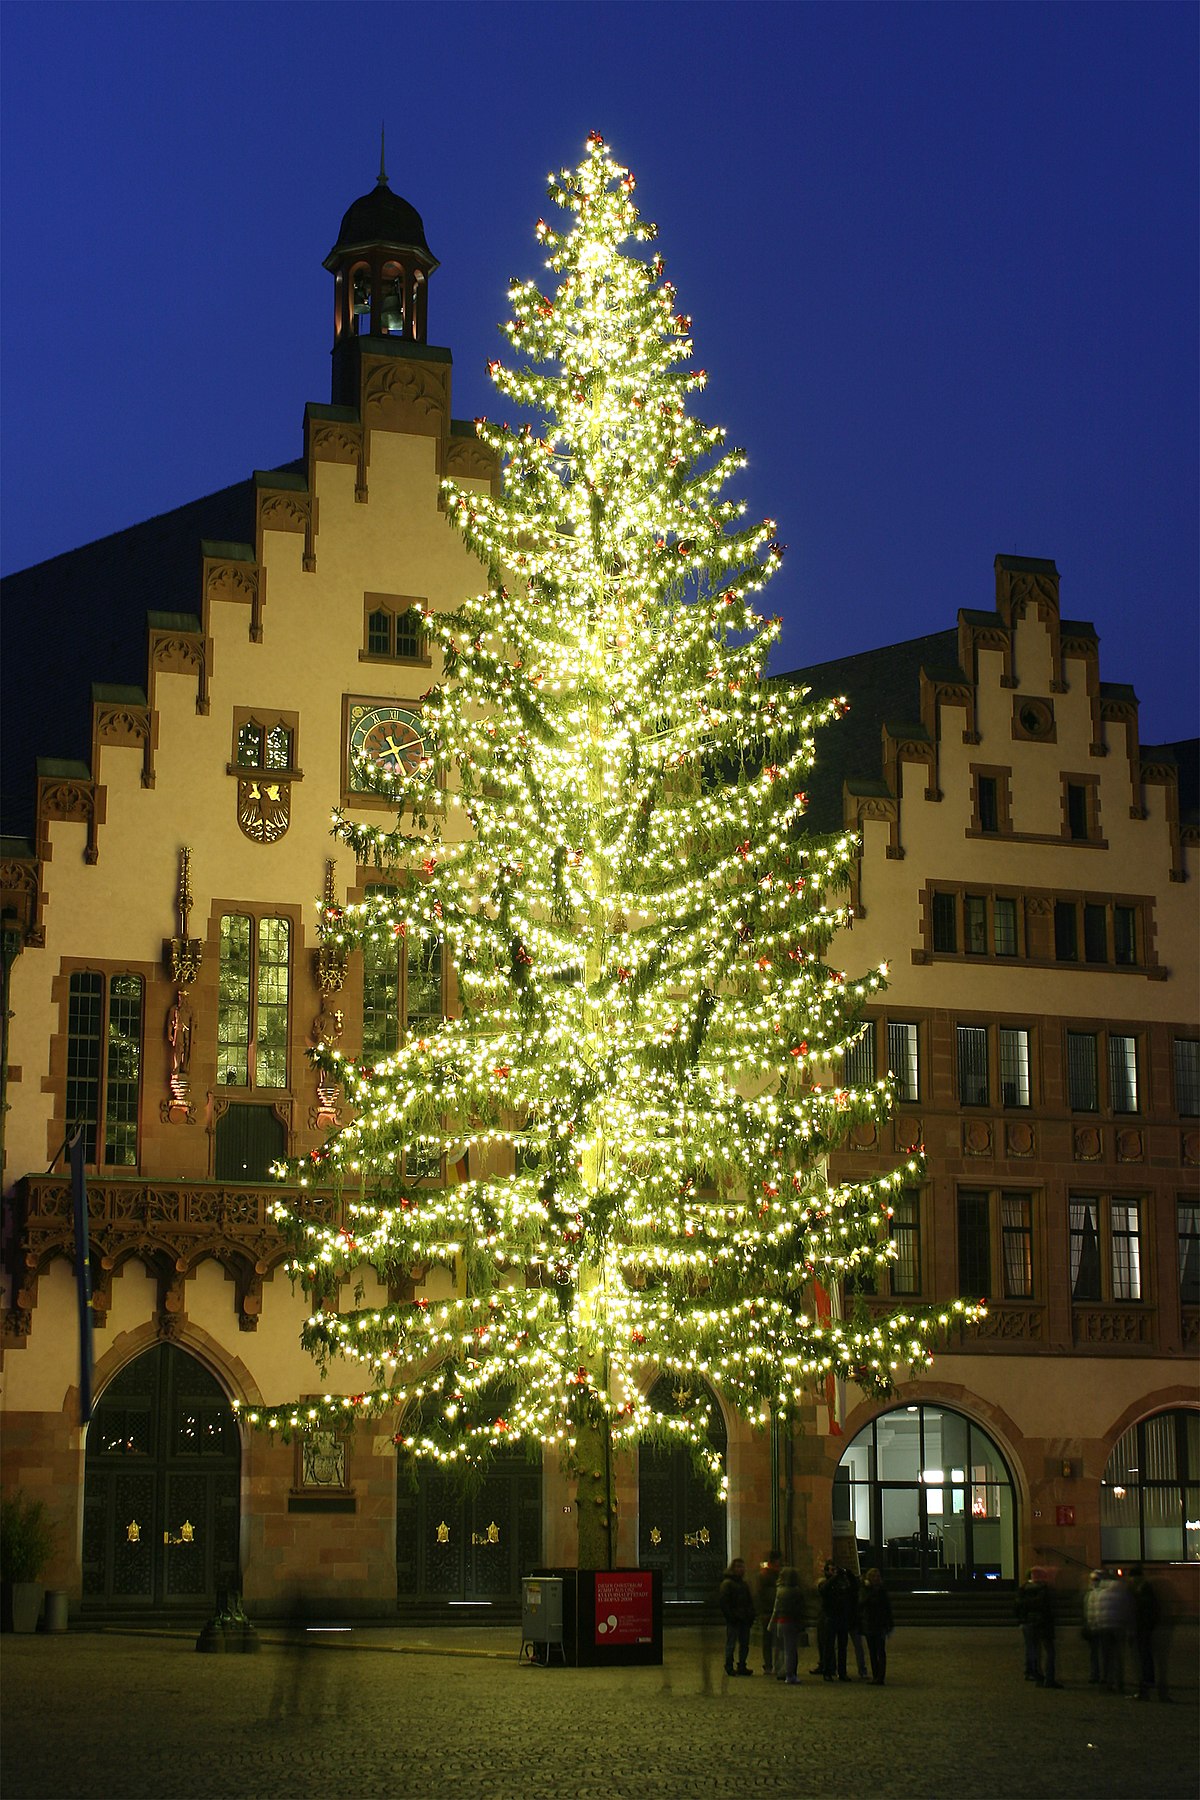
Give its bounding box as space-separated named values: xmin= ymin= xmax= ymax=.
xmin=68 ymin=1128 xmax=93 ymax=1426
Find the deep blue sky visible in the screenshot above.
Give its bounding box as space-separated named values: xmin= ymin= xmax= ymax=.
xmin=2 ymin=1 xmax=1196 ymax=740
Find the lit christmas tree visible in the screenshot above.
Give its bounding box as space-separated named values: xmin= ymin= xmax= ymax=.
xmin=245 ymin=134 xmax=983 ymax=1567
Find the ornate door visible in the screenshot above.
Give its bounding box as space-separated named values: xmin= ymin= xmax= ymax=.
xmin=396 ymin=1453 xmax=542 ymax=1602
xmin=82 ymin=1345 xmax=240 ymax=1610
xmin=638 ymin=1374 xmax=728 ymax=1602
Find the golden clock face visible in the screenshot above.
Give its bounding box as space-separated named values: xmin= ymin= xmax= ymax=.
xmin=347 ymin=702 xmax=427 ymax=791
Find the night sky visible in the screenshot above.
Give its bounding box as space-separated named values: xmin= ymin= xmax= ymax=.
xmin=2 ymin=1 xmax=1196 ymax=742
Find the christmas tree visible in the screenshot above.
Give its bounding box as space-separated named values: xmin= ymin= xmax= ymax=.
xmin=245 ymin=134 xmax=983 ymax=1567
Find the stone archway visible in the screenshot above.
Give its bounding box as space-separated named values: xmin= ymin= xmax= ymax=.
xmin=637 ymin=1373 xmax=729 ymax=1602
xmin=834 ymin=1401 xmax=1019 ymax=1588
xmin=82 ymin=1343 xmax=240 ymax=1611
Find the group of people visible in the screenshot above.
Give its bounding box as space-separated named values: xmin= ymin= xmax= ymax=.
xmin=1016 ymin=1564 xmax=1170 ymax=1700
xmin=718 ymin=1551 xmax=894 ymax=1686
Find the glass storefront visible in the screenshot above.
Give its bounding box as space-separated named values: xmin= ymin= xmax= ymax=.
xmin=834 ymin=1403 xmax=1017 ymax=1587
xmin=1100 ymin=1409 xmax=1199 ymax=1565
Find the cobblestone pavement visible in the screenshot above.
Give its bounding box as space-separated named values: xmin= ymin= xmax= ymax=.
xmin=2 ymin=1622 xmax=1195 ymax=1800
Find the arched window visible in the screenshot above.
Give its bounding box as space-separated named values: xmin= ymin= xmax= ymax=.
xmin=1101 ymin=1409 xmax=1199 ymax=1565
xmin=835 ymin=1403 xmax=1018 ymax=1587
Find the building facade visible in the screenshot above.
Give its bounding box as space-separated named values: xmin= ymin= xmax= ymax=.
xmin=1 ymin=176 xmax=1196 ymax=1620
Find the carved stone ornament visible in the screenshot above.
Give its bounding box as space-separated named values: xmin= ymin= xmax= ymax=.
xmin=237 ymin=776 xmax=291 ymax=843
xmin=962 ymin=1120 xmax=992 ymax=1157
xmin=1005 ymin=1121 xmax=1035 ymax=1159
xmin=1073 ymin=1125 xmax=1103 ymax=1162
xmin=258 ymin=491 xmax=310 ymax=535
xmin=363 ymin=358 xmax=448 ymax=428
xmin=1114 ymin=1128 xmax=1144 ymax=1164
xmin=443 ymin=437 xmax=496 ymax=482
xmin=1183 ymin=1129 xmax=1200 ymax=1169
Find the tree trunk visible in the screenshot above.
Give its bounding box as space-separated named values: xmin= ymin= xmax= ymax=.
xmin=572 ymin=1406 xmax=616 ymax=1570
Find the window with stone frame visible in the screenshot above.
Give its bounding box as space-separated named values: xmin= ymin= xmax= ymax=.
xmin=1065 ymin=1028 xmax=1140 ymax=1114
xmin=361 ymin=594 xmax=430 ymax=664
xmin=1178 ymin=1199 xmax=1200 ymax=1308
xmin=957 ymin=1189 xmax=1035 ymax=1300
xmin=1069 ymin=1195 xmax=1143 ymax=1303
xmin=1173 ymin=1037 xmax=1199 ymax=1116
xmin=230 ymin=708 xmax=298 ymax=773
xmin=886 ymin=1020 xmax=920 ymax=1104
xmin=217 ymin=913 xmax=291 ymax=1089
xmin=66 ymin=970 xmax=144 ymax=1166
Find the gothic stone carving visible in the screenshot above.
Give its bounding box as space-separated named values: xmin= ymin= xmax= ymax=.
xmin=362 ymin=358 xmax=449 ymax=434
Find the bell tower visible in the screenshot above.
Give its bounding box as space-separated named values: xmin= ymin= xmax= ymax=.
xmin=324 ymin=136 xmax=439 ymax=407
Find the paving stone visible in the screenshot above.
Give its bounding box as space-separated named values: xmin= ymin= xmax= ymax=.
xmin=1 ymin=1623 xmax=1195 ymax=1799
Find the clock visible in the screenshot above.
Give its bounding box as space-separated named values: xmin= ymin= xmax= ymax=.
xmin=346 ymin=701 xmax=429 ymax=792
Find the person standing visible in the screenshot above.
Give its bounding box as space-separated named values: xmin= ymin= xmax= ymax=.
xmin=756 ymin=1547 xmax=783 ymax=1675
xmin=1015 ymin=1567 xmax=1061 ymax=1688
xmin=719 ymin=1557 xmax=756 ymax=1677
xmin=769 ymin=1565 xmax=807 ymax=1684
xmin=860 ymin=1567 xmax=894 ymax=1685
xmin=817 ymin=1558 xmax=858 ymax=1682
xmin=1083 ymin=1569 xmax=1107 ymax=1684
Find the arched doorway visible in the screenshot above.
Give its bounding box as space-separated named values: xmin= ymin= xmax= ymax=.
xmin=82 ymin=1344 xmax=240 ymax=1611
xmin=834 ymin=1403 xmax=1017 ymax=1588
xmin=396 ymin=1452 xmax=542 ymax=1604
xmin=638 ymin=1374 xmax=728 ymax=1601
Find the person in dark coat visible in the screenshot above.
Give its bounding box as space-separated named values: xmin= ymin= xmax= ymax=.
xmin=756 ymin=1547 xmax=783 ymax=1674
xmin=817 ymin=1558 xmax=858 ymax=1681
xmin=769 ymin=1565 xmax=808 ymax=1684
xmin=860 ymin=1566 xmax=894 ymax=1685
xmin=718 ymin=1557 xmax=756 ymax=1677
xmin=1015 ymin=1567 xmax=1061 ymax=1688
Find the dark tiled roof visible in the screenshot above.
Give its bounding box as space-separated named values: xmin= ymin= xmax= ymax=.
xmin=0 ymin=464 xmax=302 ymax=836
xmin=324 ymin=182 xmax=433 ymax=267
xmin=774 ymin=629 xmax=959 ymax=833
xmin=1143 ymin=739 xmax=1200 ymax=824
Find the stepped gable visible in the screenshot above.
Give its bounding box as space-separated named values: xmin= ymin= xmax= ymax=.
xmin=775 ymin=628 xmax=958 ymax=835
xmin=0 ymin=462 xmax=303 ymax=837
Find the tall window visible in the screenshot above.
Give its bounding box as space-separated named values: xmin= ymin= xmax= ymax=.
xmin=957 ymin=1025 xmax=989 ymax=1106
xmin=844 ymin=1020 xmax=876 ymax=1088
xmin=958 ymin=1189 xmax=1034 ymax=1299
xmin=1070 ymin=1196 xmax=1142 ymax=1302
xmin=976 ymin=775 xmax=1000 ymax=834
xmin=993 ymin=898 xmax=1018 ymax=957
xmin=1101 ymin=1410 xmax=1199 ymax=1565
xmin=964 ymin=895 xmax=988 ymax=956
xmin=1107 ymin=1035 xmax=1139 ymax=1113
xmin=1173 ymin=1039 xmax=1199 ymax=1116
xmin=1066 ymin=782 xmax=1091 ymax=841
xmin=1054 ymin=902 xmax=1078 ymax=962
xmin=66 ymin=971 xmax=143 ymax=1165
xmin=1067 ymin=1029 xmax=1139 ymax=1113
xmin=998 ymin=1027 xmax=1031 ymax=1108
xmin=361 ymin=891 xmax=444 ymax=1062
xmin=1066 ymin=1031 xmax=1099 ymax=1111
xmin=1178 ymin=1201 xmax=1200 ymax=1308
xmin=217 ymin=915 xmax=290 ymax=1088
xmin=931 ymin=892 xmax=957 ymax=954
xmin=886 ymin=1021 xmax=919 ymax=1103
xmin=889 ymin=1188 xmax=922 ymax=1295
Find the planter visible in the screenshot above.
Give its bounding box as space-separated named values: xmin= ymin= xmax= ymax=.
xmin=3 ymin=1581 xmax=44 ymax=1634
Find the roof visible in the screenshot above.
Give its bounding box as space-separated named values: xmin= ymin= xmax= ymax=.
xmin=324 ymin=179 xmax=434 ymax=269
xmin=774 ymin=629 xmax=960 ymax=833
xmin=0 ymin=463 xmax=302 ymax=836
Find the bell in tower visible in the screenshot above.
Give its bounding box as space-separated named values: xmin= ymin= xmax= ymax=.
xmin=324 ymin=133 xmax=439 ymax=406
